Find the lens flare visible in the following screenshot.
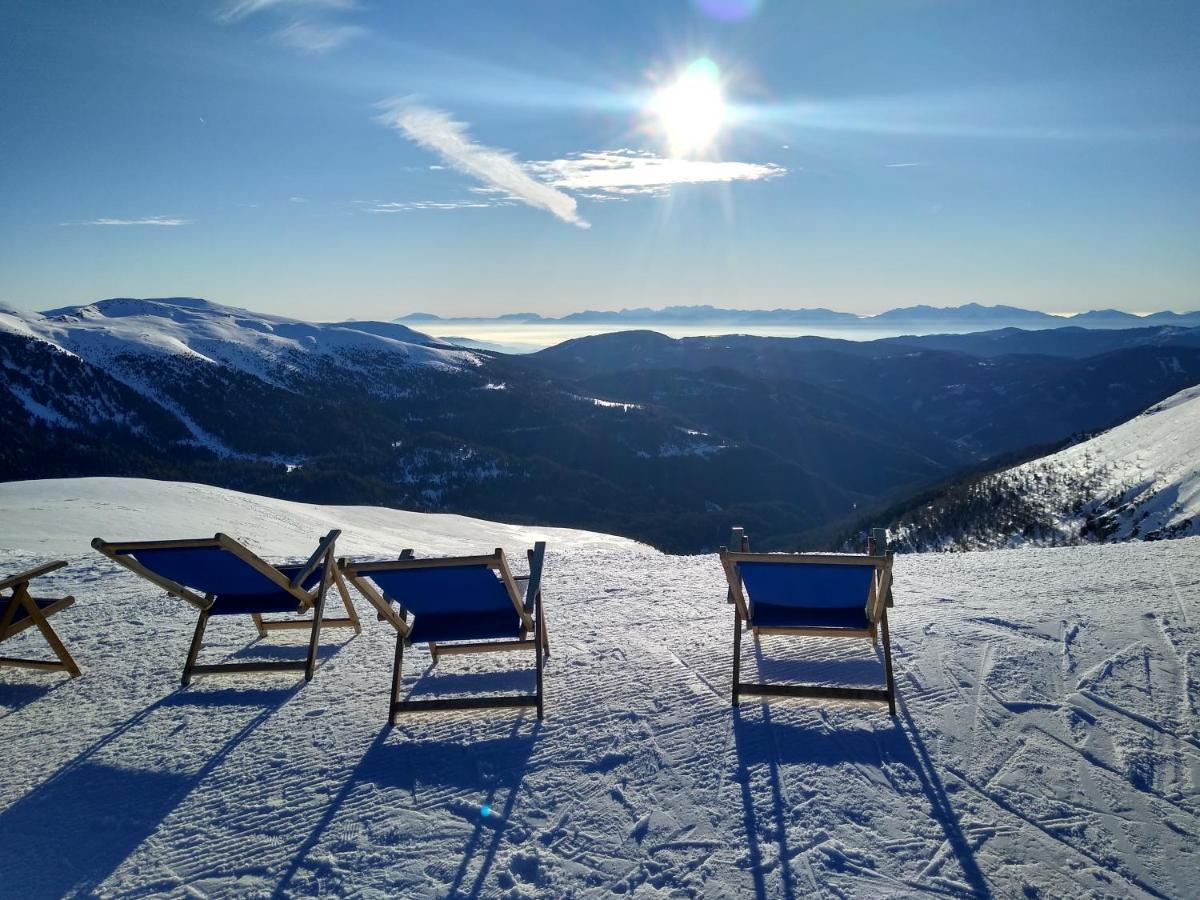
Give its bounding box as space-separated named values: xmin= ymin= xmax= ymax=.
xmin=649 ymin=58 xmax=726 ymax=156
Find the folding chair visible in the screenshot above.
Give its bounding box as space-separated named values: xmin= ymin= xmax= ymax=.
xmin=92 ymin=530 xmax=357 ymax=684
xmin=1 ymin=561 xmax=82 ymax=677
xmin=341 ymin=542 xmax=548 ymax=724
xmin=720 ymin=528 xmax=897 ymax=715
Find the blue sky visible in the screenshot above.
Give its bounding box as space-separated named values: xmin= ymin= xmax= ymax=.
xmin=2 ymin=0 xmax=1197 ymax=319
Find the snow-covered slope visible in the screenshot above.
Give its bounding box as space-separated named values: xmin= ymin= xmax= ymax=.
xmin=0 ymin=477 xmax=636 ymax=558
xmin=0 ymin=297 xmax=479 ymax=384
xmin=1 ymin=478 xmax=1197 ymax=897
xmin=894 ymin=383 xmax=1200 ymax=551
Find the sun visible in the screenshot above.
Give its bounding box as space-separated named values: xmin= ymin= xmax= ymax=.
xmin=649 ymin=58 xmax=726 ymax=157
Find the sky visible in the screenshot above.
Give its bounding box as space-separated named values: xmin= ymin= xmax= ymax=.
xmin=1 ymin=0 xmax=1198 ymax=320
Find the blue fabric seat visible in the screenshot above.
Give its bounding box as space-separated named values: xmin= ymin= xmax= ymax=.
xmin=117 ymin=548 xmax=324 ymax=615
xmin=1 ymin=596 xmax=60 ymax=628
xmin=739 ymin=561 xmax=874 ymax=630
xmin=365 ymin=564 xmax=521 ymax=644
xmin=750 ymin=603 xmax=870 ymax=630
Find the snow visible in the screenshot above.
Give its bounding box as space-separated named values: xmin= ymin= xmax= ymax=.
xmin=900 ymin=384 xmax=1200 ymax=550
xmin=0 ymin=297 xmax=481 ymax=385
xmin=1 ymin=478 xmax=1198 ymax=897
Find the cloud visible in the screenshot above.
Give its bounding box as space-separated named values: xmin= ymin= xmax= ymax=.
xmin=526 ymin=149 xmax=787 ymax=197
xmin=61 ymin=216 xmax=192 ymax=227
xmin=377 ymin=101 xmax=590 ymax=229
xmin=357 ymin=200 xmax=509 ymax=213
xmin=218 ymin=0 xmax=356 ymax=23
xmin=885 ymin=162 xmax=925 ymax=168
xmin=274 ymin=20 xmax=365 ymax=53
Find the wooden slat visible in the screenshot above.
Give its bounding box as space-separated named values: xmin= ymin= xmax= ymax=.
xmin=93 ymin=537 xmax=221 ymax=552
xmin=736 ymin=682 xmax=890 ymax=704
xmin=494 ymin=549 xmax=533 ymax=630
xmin=0 ymin=596 xmax=74 ymax=641
xmin=91 ymin=540 xmax=213 ymax=611
xmin=258 ymin=616 xmax=358 ymax=631
xmin=343 ymin=554 xmax=500 ymax=574
xmin=289 ymin=529 xmax=341 ymax=590
xmin=752 ymin=626 xmax=873 ymax=638
xmin=0 ymin=657 xmax=74 ymax=672
xmin=0 ymin=560 xmax=67 ymax=592
xmin=723 ymin=551 xmax=885 ymax=569
xmin=215 ymin=533 xmax=307 ymax=602
xmin=189 ymin=660 xmax=309 ymax=675
xmin=432 ymin=639 xmax=537 ymax=656
xmin=718 ymin=548 xmax=750 ymax=621
xmin=391 ymin=695 xmax=538 ymax=713
xmin=341 ymin=571 xmax=410 ymax=636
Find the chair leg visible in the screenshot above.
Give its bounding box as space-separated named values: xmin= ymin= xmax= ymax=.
xmin=332 ymin=569 xmax=362 ymax=635
xmin=880 ymin=608 xmax=897 ymax=717
xmin=539 ymin=606 xmax=550 ymax=658
xmin=18 ymin=591 xmax=82 ymax=677
xmin=251 ymin=613 xmax=267 ymax=638
xmin=535 ymin=616 xmax=545 ymax=721
xmin=389 ymin=633 xmax=405 ymax=726
xmin=304 ymin=580 xmax=328 ymax=683
xmin=732 ymin=612 xmax=743 ymax=707
xmin=182 ymin=610 xmax=211 ymax=686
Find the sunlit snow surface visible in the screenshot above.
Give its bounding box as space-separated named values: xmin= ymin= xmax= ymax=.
xmin=1 ymin=478 xmax=1197 ymax=897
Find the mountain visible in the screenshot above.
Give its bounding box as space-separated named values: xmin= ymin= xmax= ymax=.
xmin=886 ymin=385 xmax=1200 ymax=550
xmin=4 ymin=297 xmax=1200 ymax=552
xmin=871 ymin=302 xmax=1060 ymax=329
xmin=530 ymin=330 xmax=1200 ymax=462
xmin=2 ymin=476 xmax=1195 ymax=897
xmin=393 ymin=302 xmax=1200 ymax=331
xmin=877 ymin=325 xmax=1200 ymax=358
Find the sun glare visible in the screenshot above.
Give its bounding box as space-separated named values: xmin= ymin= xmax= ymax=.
xmin=650 ymin=58 xmax=726 ymax=157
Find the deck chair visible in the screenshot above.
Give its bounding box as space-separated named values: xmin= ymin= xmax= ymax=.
xmin=719 ymin=528 xmax=897 ymax=716
xmin=1 ymin=561 xmax=82 ymax=677
xmin=92 ymin=530 xmax=359 ymax=684
xmin=341 ymin=543 xmax=548 ymax=724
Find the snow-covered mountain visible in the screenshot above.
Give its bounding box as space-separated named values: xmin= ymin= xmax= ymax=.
xmin=0 ymin=476 xmax=1196 ymax=897
xmin=892 ymin=384 xmax=1200 ymax=550
xmin=2 ymin=296 xmax=478 ymax=385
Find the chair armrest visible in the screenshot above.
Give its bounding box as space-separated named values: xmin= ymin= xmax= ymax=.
xmin=523 ymin=542 xmax=547 ymax=613
xmin=0 ymin=560 xmax=67 ymax=593
xmin=290 ymin=530 xmax=341 ymax=590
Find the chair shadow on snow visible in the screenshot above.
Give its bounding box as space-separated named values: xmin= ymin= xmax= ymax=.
xmin=276 ymin=690 xmax=543 ymax=899
xmin=0 ymin=638 xmax=352 ymax=900
xmin=732 ymin=642 xmax=990 ymax=899
xmin=0 ymin=677 xmax=66 ymax=718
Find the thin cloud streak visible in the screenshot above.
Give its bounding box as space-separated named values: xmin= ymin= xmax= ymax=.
xmin=218 ymin=0 xmax=356 ymax=23
xmin=275 ymin=21 xmax=365 ymax=53
xmin=60 ymin=216 xmax=193 ymax=227
xmin=527 ymin=149 xmax=787 ymax=197
xmin=378 ymin=101 xmax=589 ymax=228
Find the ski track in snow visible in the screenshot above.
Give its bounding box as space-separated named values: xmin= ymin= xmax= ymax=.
xmin=0 ymin=480 xmax=1198 ymax=898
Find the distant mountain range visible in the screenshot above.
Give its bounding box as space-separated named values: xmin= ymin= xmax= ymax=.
xmin=4 ymin=296 xmax=1200 ymax=551
xmin=397 ymin=302 xmax=1200 ymax=331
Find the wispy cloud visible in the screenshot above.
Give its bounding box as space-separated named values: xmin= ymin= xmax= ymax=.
xmin=60 ymin=216 xmax=192 ymax=227
xmin=357 ymin=200 xmax=509 ymax=214
xmin=218 ymin=0 xmax=356 ymax=24
xmin=377 ymin=101 xmax=590 ymax=229
xmin=885 ymin=162 xmax=926 ymax=168
xmin=274 ymin=20 xmax=364 ymax=53
xmin=527 ymin=149 xmax=787 ymax=198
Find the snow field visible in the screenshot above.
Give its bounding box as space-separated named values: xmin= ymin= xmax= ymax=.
xmin=0 ymin=479 xmax=1197 ymax=897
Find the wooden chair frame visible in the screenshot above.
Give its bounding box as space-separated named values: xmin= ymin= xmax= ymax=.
xmin=92 ymin=530 xmax=358 ymax=684
xmin=0 ymin=561 xmax=82 ymax=677
xmin=719 ymin=528 xmax=897 ymax=716
xmin=341 ymin=542 xmax=549 ymax=724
